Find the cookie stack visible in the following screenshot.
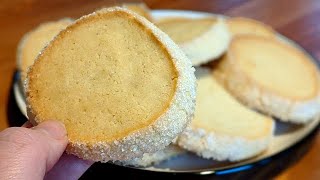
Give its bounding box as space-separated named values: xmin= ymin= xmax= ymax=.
xmin=19 ymin=6 xmax=196 ymax=162
xmin=16 ymin=2 xmax=320 ymax=167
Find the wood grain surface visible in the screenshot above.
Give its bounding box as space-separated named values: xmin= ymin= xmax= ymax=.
xmin=0 ymin=0 xmax=319 ymax=179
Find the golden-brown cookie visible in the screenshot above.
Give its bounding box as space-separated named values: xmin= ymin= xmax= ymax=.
xmin=26 ymin=7 xmax=196 ymax=162
xmin=177 ymin=68 xmax=274 ymax=161
xmin=157 ymin=17 xmax=231 ymax=66
xmin=214 ymin=35 xmax=320 ymax=123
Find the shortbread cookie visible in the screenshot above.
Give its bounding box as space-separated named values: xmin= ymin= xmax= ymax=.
xmin=214 ymin=35 xmax=320 ymax=123
xmin=177 ymin=68 xmax=274 ymax=161
xmin=17 ymin=18 xmax=73 ymax=86
xmin=157 ymin=17 xmax=230 ymax=66
xmin=26 ymin=7 xmax=196 ymax=162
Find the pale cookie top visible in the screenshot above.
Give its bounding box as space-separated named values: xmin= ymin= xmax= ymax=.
xmin=18 ymin=19 xmax=72 ymax=82
xmin=27 ymin=9 xmax=180 ymax=143
xmin=230 ymin=35 xmax=320 ymax=100
xmin=192 ymin=69 xmax=274 ymax=139
xmin=157 ymin=17 xmax=217 ymax=43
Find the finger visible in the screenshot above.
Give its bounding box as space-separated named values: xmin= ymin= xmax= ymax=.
xmin=44 ymin=153 xmax=93 ymax=180
xmin=32 ymin=120 xmax=68 ymax=170
xmin=0 ymin=120 xmax=68 ymax=180
xmin=22 ymin=121 xmax=33 ymax=128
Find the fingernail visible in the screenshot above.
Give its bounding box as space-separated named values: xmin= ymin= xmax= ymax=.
xmin=35 ymin=120 xmax=67 ymax=140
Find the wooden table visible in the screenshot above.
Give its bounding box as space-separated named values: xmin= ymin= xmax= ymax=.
xmin=0 ymin=0 xmax=319 ymax=179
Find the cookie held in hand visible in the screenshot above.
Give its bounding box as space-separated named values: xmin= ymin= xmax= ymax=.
xmin=26 ymin=7 xmax=196 ymax=162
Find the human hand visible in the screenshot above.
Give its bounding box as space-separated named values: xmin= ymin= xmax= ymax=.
xmin=0 ymin=120 xmax=93 ymax=180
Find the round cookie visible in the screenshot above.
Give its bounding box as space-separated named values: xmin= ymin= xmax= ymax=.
xmin=177 ymin=68 xmax=274 ymax=161
xmin=17 ymin=18 xmax=73 ymax=88
xmin=26 ymin=7 xmax=196 ymax=162
xmin=157 ymin=17 xmax=231 ymax=66
xmin=214 ymin=35 xmax=320 ymax=123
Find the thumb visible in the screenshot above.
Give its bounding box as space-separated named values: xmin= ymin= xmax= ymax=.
xmin=0 ymin=120 xmax=68 ymax=180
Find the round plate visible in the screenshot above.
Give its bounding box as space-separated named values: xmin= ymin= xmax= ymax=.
xmin=14 ymin=9 xmax=320 ymax=175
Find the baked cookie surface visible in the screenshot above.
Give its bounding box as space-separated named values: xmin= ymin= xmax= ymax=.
xmin=26 ymin=7 xmax=196 ymax=162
